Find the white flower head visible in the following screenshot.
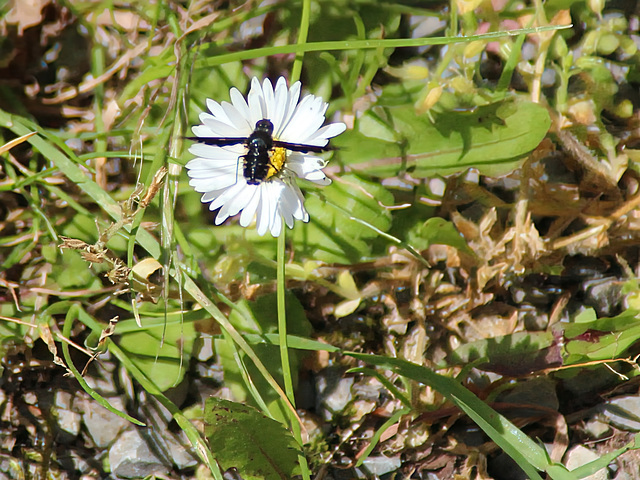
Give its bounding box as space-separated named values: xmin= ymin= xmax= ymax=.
xmin=186 ymin=77 xmax=346 ymax=237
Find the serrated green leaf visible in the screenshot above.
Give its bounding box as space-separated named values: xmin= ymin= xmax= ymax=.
xmin=204 ymin=398 xmax=301 ymax=480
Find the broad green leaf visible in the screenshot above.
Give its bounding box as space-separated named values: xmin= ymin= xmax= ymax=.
xmin=293 ymin=174 xmax=393 ymax=263
xmin=562 ymin=310 xmax=640 ymax=337
xmin=565 ymin=325 xmax=640 ymax=363
xmin=442 ymin=331 xmax=560 ymax=375
xmin=216 ymin=292 xmax=311 ymax=410
xmin=54 ymin=250 xmax=102 ymax=290
xmin=409 ymin=217 xmax=474 ymax=255
xmin=204 ymin=397 xmax=301 ymax=480
xmin=117 ymin=321 xmax=195 ymax=391
xmin=562 ymin=311 xmax=640 ymax=364
xmin=443 ymin=309 xmax=640 ymax=375
xmin=336 ymin=100 xmax=551 ymax=178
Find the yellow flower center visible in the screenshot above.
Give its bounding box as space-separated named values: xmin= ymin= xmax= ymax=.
xmin=266 ymin=146 xmax=287 ymax=180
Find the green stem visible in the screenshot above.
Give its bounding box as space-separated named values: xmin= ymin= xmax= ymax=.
xmin=277 ymin=228 xmax=310 ymax=479
xmin=290 ymin=0 xmax=311 ymax=83
xmin=277 ymin=228 xmax=294 ymax=405
xmin=286 ymin=3 xmax=313 ymax=478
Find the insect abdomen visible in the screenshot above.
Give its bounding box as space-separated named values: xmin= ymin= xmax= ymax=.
xmin=243 ymin=137 xmax=271 ymax=185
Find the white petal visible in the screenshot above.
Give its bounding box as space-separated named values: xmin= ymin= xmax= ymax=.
xmin=288 ymin=161 xmax=331 ymax=185
xmin=277 ymin=81 xmax=301 ymax=138
xmin=286 ymin=161 xmax=331 ymax=184
xmin=239 ymin=186 xmax=261 ymax=227
xmin=221 ymin=101 xmax=252 ymax=134
xmin=229 ymin=87 xmax=252 ymax=121
xmin=267 ymin=182 xmax=282 ymax=233
xmin=209 ymin=180 xmax=247 ymax=212
xmin=188 ymin=171 xmax=237 ymax=192
xmin=202 ymin=189 xmax=226 ymax=203
xmin=255 ymin=186 xmax=272 ymax=236
xmin=280 ymin=95 xmax=327 ymax=142
xmin=186 ymin=157 xmax=237 ymax=178
xmin=279 ymin=180 xmax=306 ymax=227
xmin=201 ymin=115 xmax=244 ymax=136
xmin=306 ymin=172 xmax=331 ymax=185
xmin=216 ymin=184 xmax=254 ymax=223
xmin=278 ymin=184 xmax=295 ymax=228
xmin=189 ymin=158 xmax=235 ymax=174
xmin=205 ymin=99 xmax=230 ymax=123
xmin=192 ymin=124 xmax=216 ymax=138
xmin=260 ymin=181 xmax=283 ymax=236
xmin=248 ymin=77 xmax=267 ymax=125
xmin=268 ymin=185 xmax=284 ymax=236
xmin=270 ymin=212 xmax=282 ymax=237
xmin=262 ymin=78 xmax=276 ymax=119
xmin=271 ymin=77 xmax=289 ymax=135
xmin=304 ymin=122 xmax=347 ymax=144
xmin=286 ymin=153 xmax=324 ymax=176
xmin=287 ymin=180 xmax=310 ymax=221
xmin=188 ymin=143 xmax=243 ymax=159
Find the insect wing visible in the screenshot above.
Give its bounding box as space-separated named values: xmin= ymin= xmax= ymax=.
xmin=272 ymin=140 xmax=332 ymax=153
xmin=185 ymin=136 xmax=247 ymax=147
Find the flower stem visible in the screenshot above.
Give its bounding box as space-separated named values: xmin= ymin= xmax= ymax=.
xmin=277 ymin=226 xmax=294 ymax=406
xmin=277 ymin=224 xmax=311 ymax=479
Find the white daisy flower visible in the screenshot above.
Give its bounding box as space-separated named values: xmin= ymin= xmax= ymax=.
xmin=186 ymin=77 xmax=346 ymax=237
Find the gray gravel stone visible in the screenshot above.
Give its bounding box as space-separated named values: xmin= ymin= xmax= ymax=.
xmin=56 ymin=408 xmax=82 ymax=441
xmin=54 ymin=391 xmax=73 ymax=409
xmin=171 ymin=437 xmax=199 ymax=470
xmin=23 ymin=392 xmax=37 ymax=405
xmin=316 ymin=369 xmax=354 ymax=421
xmin=583 ymin=418 xmax=611 ymax=440
xmin=53 ymin=391 xmax=81 ymax=442
xmin=80 ymin=396 xmax=130 ymax=448
xmin=565 ymin=445 xmax=607 ymax=480
xmin=601 ymin=395 xmax=640 ymax=431
xmin=108 ymin=428 xmax=167 ymax=478
xmin=135 ymin=395 xmax=198 ymax=470
xmin=361 ymin=455 xmax=402 ymax=476
xmin=195 ymin=335 xmax=215 ymax=361
xmin=83 ymin=355 xmax=121 ymax=397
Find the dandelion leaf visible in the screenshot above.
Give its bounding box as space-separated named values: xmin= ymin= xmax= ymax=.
xmin=204 ymin=398 xmax=301 ymax=480
xmin=337 ymin=99 xmax=551 ymax=177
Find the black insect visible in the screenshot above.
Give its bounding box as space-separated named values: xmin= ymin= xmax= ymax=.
xmin=187 ymin=119 xmax=332 ymax=185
